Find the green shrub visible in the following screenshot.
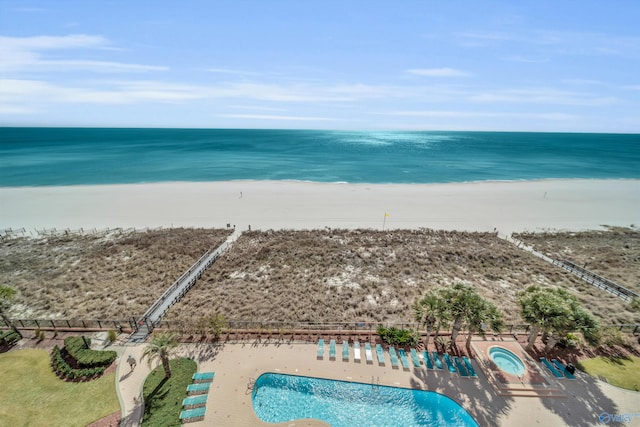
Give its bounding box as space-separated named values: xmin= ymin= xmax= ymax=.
xmin=50 ymin=345 xmax=106 ymax=381
xmin=106 ymin=330 xmax=117 ymax=343
xmin=600 ymin=327 xmax=628 ymax=347
xmin=0 ymin=330 xmax=21 ymax=345
xmin=376 ymin=326 xmax=419 ymax=347
xmin=561 ymin=332 xmax=581 ymax=348
xmin=64 ymin=336 xmax=116 ymax=367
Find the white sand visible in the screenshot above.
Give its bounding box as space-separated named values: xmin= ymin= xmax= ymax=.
xmin=1 ymin=179 xmax=638 ymax=234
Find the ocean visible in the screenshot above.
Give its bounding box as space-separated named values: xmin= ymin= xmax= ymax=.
xmin=0 ymin=128 xmax=638 ymax=187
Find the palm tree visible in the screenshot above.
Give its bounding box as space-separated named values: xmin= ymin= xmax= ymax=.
xmin=141 ymin=332 xmax=179 ymax=377
xmin=0 ymin=285 xmax=22 ymax=339
xmin=439 ymin=283 xmax=475 ymax=344
xmin=464 ymin=295 xmax=504 ymax=355
xmin=518 ymin=286 xmax=599 ymax=351
xmin=518 ymin=286 xmax=570 ymax=351
xmin=412 ymin=292 xmax=440 ymax=347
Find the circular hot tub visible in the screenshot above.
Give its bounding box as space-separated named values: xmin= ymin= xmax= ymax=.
xmin=488 ymin=347 xmax=526 ymax=376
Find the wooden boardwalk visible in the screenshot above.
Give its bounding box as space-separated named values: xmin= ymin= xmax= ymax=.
xmin=502 ymin=234 xmax=638 ymax=303
xmin=128 ymin=229 xmax=241 ymax=343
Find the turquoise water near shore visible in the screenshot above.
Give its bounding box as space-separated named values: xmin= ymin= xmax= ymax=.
xmin=1 ymin=128 xmax=638 ymax=186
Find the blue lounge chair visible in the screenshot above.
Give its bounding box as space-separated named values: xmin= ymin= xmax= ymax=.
xmin=552 ymin=359 xmax=576 ymax=379
xmin=179 ymin=407 xmax=206 ymax=421
xmin=342 ymin=341 xmax=349 ymax=361
xmin=182 ymin=394 xmax=208 ymax=408
xmin=443 ymin=353 xmax=457 ymax=373
xmin=431 ymin=352 xmax=443 ymax=370
xmin=463 ymin=357 xmax=478 ymax=378
xmin=376 ymin=344 xmax=385 ymax=366
xmin=423 ymin=351 xmax=434 ymax=369
xmin=398 ymin=349 xmax=410 ymax=370
xmin=365 ymin=342 xmax=373 ymax=364
xmin=410 ymin=349 xmax=421 ymax=368
xmin=389 ymin=346 xmax=399 ymax=368
xmin=317 ymin=339 xmax=324 ymax=359
xmin=192 ymin=372 xmax=215 ymax=383
xmin=329 ymin=339 xmax=337 ymax=360
xmin=186 ymin=382 xmax=210 ymax=395
xmin=540 ymin=357 xmax=563 ymax=378
xmin=454 ymin=357 xmax=469 ymax=376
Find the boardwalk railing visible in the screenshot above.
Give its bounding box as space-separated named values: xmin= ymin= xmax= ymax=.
xmin=552 ymin=260 xmax=639 ymax=302
xmin=1 ymin=318 xmax=131 ymax=331
xmin=140 ymin=241 xmax=230 ymax=326
xmin=506 ymin=235 xmax=638 ymax=303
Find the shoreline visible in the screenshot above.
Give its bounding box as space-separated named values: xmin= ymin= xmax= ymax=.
xmin=1 ymin=178 xmax=638 ymax=234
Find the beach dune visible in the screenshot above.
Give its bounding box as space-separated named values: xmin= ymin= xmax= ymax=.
xmin=1 ymin=179 xmax=638 ymax=234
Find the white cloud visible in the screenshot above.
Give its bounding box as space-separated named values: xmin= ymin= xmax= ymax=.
xmin=468 ymin=88 xmax=617 ymax=106
xmin=206 ymin=68 xmax=259 ymax=76
xmin=406 ymin=68 xmax=470 ymax=77
xmin=0 ymin=34 xmax=166 ymax=73
xmin=384 ymin=110 xmax=578 ymax=121
xmin=0 ymin=34 xmax=107 ymax=50
xmin=502 ymin=55 xmax=549 ymax=63
xmin=220 ymin=114 xmax=332 ymax=121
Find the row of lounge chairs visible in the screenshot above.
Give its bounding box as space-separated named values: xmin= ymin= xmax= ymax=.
xmin=180 ymin=371 xmax=215 ymax=423
xmin=540 ymin=357 xmax=575 ymax=379
xmin=318 ymin=339 xmax=375 ymax=363
xmin=317 ymin=339 xmax=478 ymax=378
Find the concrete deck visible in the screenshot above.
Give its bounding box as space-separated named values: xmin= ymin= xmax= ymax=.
xmin=114 ymin=340 xmax=640 ymax=426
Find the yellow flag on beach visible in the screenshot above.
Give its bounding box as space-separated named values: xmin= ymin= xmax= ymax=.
xmin=384 ymin=213 xmax=389 ymax=217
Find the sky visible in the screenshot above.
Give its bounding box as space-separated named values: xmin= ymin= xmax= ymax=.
xmin=0 ymin=0 xmax=639 ymax=132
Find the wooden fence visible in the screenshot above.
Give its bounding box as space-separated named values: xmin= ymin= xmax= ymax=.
xmin=3 ymin=317 xmax=639 ymax=335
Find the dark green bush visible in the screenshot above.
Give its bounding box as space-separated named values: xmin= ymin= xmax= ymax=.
xmin=0 ymin=330 xmax=21 ymax=345
xmin=50 ymin=345 xmax=106 ymax=381
xmin=377 ymin=326 xmax=419 ymax=347
xmin=64 ymin=336 xmax=116 ymax=367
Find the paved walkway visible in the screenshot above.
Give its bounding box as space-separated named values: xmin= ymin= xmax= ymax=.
xmin=115 ymin=344 xmax=150 ymax=427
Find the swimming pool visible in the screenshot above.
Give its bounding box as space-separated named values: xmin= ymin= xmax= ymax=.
xmin=252 ymin=372 xmax=479 ymax=426
xmin=489 ymin=347 xmax=526 ymax=376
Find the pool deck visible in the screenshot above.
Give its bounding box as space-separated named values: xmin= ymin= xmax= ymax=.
xmin=115 ymin=339 xmax=640 ymax=427
xmin=471 ymin=338 xmax=564 ymax=398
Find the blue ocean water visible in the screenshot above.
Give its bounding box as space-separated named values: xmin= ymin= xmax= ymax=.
xmin=0 ymin=128 xmax=638 ymax=186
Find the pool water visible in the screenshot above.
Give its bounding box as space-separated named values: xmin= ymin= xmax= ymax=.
xmin=252 ymin=373 xmax=479 ymax=427
xmin=489 ymin=347 xmax=526 ymax=376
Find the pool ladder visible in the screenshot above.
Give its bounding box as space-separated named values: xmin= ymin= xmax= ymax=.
xmin=371 ymin=376 xmax=380 ymax=392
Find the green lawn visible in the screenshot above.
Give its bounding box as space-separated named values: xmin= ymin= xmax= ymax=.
xmin=142 ymin=358 xmax=197 ymax=427
xmin=0 ymin=349 xmax=120 ymax=427
xmin=578 ymin=355 xmax=640 ymax=391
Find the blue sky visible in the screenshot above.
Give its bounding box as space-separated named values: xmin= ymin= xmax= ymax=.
xmin=1 ymin=1 xmax=639 ymax=132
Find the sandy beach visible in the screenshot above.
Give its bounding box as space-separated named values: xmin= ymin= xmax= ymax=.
xmin=1 ymin=179 xmax=638 ymax=234
xmin=2 ymin=178 xmax=639 ymax=426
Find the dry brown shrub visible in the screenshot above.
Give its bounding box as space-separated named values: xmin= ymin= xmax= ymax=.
xmin=514 ymin=227 xmax=640 ymax=292
xmin=0 ymin=228 xmax=232 ymax=319
xmin=168 ymin=229 xmax=640 ymax=326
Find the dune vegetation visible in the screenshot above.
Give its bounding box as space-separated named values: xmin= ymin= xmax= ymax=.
xmin=167 ymin=229 xmax=639 ymax=326
xmin=0 ymin=228 xmax=231 ymax=319
xmin=513 ymin=227 xmax=640 ymax=293
xmin=1 ymin=227 xmax=638 ymax=329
